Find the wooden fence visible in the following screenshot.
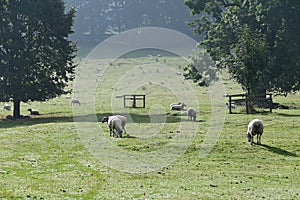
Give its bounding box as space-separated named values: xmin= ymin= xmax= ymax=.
xmin=226 ymin=93 xmax=273 ymax=114
xmin=123 ymin=94 xmax=146 ymax=108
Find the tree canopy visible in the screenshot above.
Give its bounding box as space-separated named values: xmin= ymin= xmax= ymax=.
xmin=0 ymin=0 xmax=76 ymax=118
xmin=185 ymin=0 xmax=300 ymax=95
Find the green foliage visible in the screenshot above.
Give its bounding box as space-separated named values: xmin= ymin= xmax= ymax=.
xmin=0 ymin=0 xmax=77 ymax=117
xmin=183 ymin=48 xmax=218 ymax=87
xmin=185 ymin=0 xmax=300 ymax=95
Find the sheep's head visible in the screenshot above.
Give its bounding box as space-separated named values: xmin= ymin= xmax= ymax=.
xmin=246 ymin=132 xmax=252 ymax=143
xmin=117 ymin=129 xmax=123 ymax=137
xmin=101 ymin=117 xmax=109 ymax=123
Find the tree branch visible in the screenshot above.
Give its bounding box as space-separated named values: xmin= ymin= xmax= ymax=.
xmin=219 ymin=0 xmax=240 ymax=7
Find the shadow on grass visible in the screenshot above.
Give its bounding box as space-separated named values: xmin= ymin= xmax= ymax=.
xmin=227 ymin=110 xmax=272 ymax=115
xmin=227 ymin=110 xmax=300 ymax=117
xmin=122 ymin=134 xmax=137 ymax=139
xmin=0 ymin=112 xmax=190 ymax=128
xmin=261 ymin=144 xmax=298 ymax=157
xmin=0 ymin=114 xmax=74 ymax=129
xmin=274 ymin=113 xmax=300 ymax=117
xmin=100 ymin=113 xmax=185 ymax=124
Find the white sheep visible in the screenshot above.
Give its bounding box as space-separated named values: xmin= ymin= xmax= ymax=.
xmin=102 ymin=115 xmax=127 ymax=135
xmin=28 ymin=108 xmax=40 ymax=115
xmin=106 ymin=116 xmax=123 ymax=137
xmin=3 ymin=104 xmax=11 ymax=111
xmin=226 ymin=102 xmax=236 ymax=109
xmin=71 ymin=99 xmax=81 ymax=106
xmin=170 ymin=102 xmax=186 ymax=110
xmin=246 ymin=119 xmax=264 ymax=145
xmin=187 ymin=108 xmax=197 ymax=121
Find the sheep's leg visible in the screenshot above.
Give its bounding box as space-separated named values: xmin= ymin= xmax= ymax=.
xmin=109 ymin=128 xmax=113 ymax=137
xmin=251 ymin=136 xmax=254 ymax=145
xmin=260 ymin=135 xmax=262 ymax=144
xmin=257 ymin=134 xmax=261 ymax=145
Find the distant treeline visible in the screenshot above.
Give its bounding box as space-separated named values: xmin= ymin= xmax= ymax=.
xmin=65 ymin=0 xmax=197 ymax=48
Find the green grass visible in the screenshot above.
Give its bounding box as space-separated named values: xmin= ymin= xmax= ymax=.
xmin=0 ymin=55 xmax=299 ymax=199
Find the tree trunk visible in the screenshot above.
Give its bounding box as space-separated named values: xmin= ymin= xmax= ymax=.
xmin=13 ymin=100 xmax=21 ymax=118
xmin=254 ymin=87 xmax=267 ymax=109
xmin=246 ymin=88 xmax=255 ymax=114
xmin=254 ymin=87 xmax=267 ymax=98
xmin=114 ymin=0 xmax=124 ymax=33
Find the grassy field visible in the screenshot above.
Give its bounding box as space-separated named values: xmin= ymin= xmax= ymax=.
xmin=0 ymin=55 xmax=299 ymax=199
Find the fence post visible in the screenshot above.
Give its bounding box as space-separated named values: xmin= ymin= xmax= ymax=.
xmin=123 ymin=95 xmax=126 ymax=108
xmin=269 ymin=94 xmax=273 ymax=113
xmin=246 ymin=94 xmax=249 ymax=114
xmin=132 ymin=95 xmax=136 ymax=108
xmin=229 ymin=96 xmax=232 ymax=114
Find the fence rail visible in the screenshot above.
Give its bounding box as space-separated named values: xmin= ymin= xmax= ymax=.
xmin=225 ymin=93 xmax=273 ymax=114
xmin=123 ymin=94 xmax=146 ymax=108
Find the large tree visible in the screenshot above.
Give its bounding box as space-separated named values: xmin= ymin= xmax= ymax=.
xmin=184 ymin=0 xmax=300 ymax=96
xmin=0 ymin=0 xmax=76 ymax=118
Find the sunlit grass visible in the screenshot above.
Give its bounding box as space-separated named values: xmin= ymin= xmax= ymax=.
xmin=0 ymin=55 xmax=299 ymax=199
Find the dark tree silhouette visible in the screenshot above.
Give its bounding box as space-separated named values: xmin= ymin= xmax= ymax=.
xmin=185 ymin=0 xmax=300 ymax=96
xmin=0 ymin=0 xmax=77 ymax=118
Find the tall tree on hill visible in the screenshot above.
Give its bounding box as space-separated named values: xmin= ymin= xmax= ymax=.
xmin=0 ymin=0 xmax=77 ymax=118
xmin=184 ymin=0 xmax=300 ymax=96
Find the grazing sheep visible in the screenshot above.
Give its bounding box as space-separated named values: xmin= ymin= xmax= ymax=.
xmin=28 ymin=108 xmax=40 ymax=115
xmin=71 ymin=99 xmax=81 ymax=106
xmin=102 ymin=115 xmax=127 ymax=135
xmin=170 ymin=102 xmax=186 ymax=110
xmin=3 ymin=104 xmax=11 ymax=111
xmin=226 ymin=102 xmax=236 ymax=109
xmin=103 ymin=116 xmax=123 ymax=137
xmin=187 ymin=108 xmax=197 ymax=121
xmin=246 ymin=119 xmax=264 ymax=145
xmin=6 ymin=115 xmax=13 ymax=120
